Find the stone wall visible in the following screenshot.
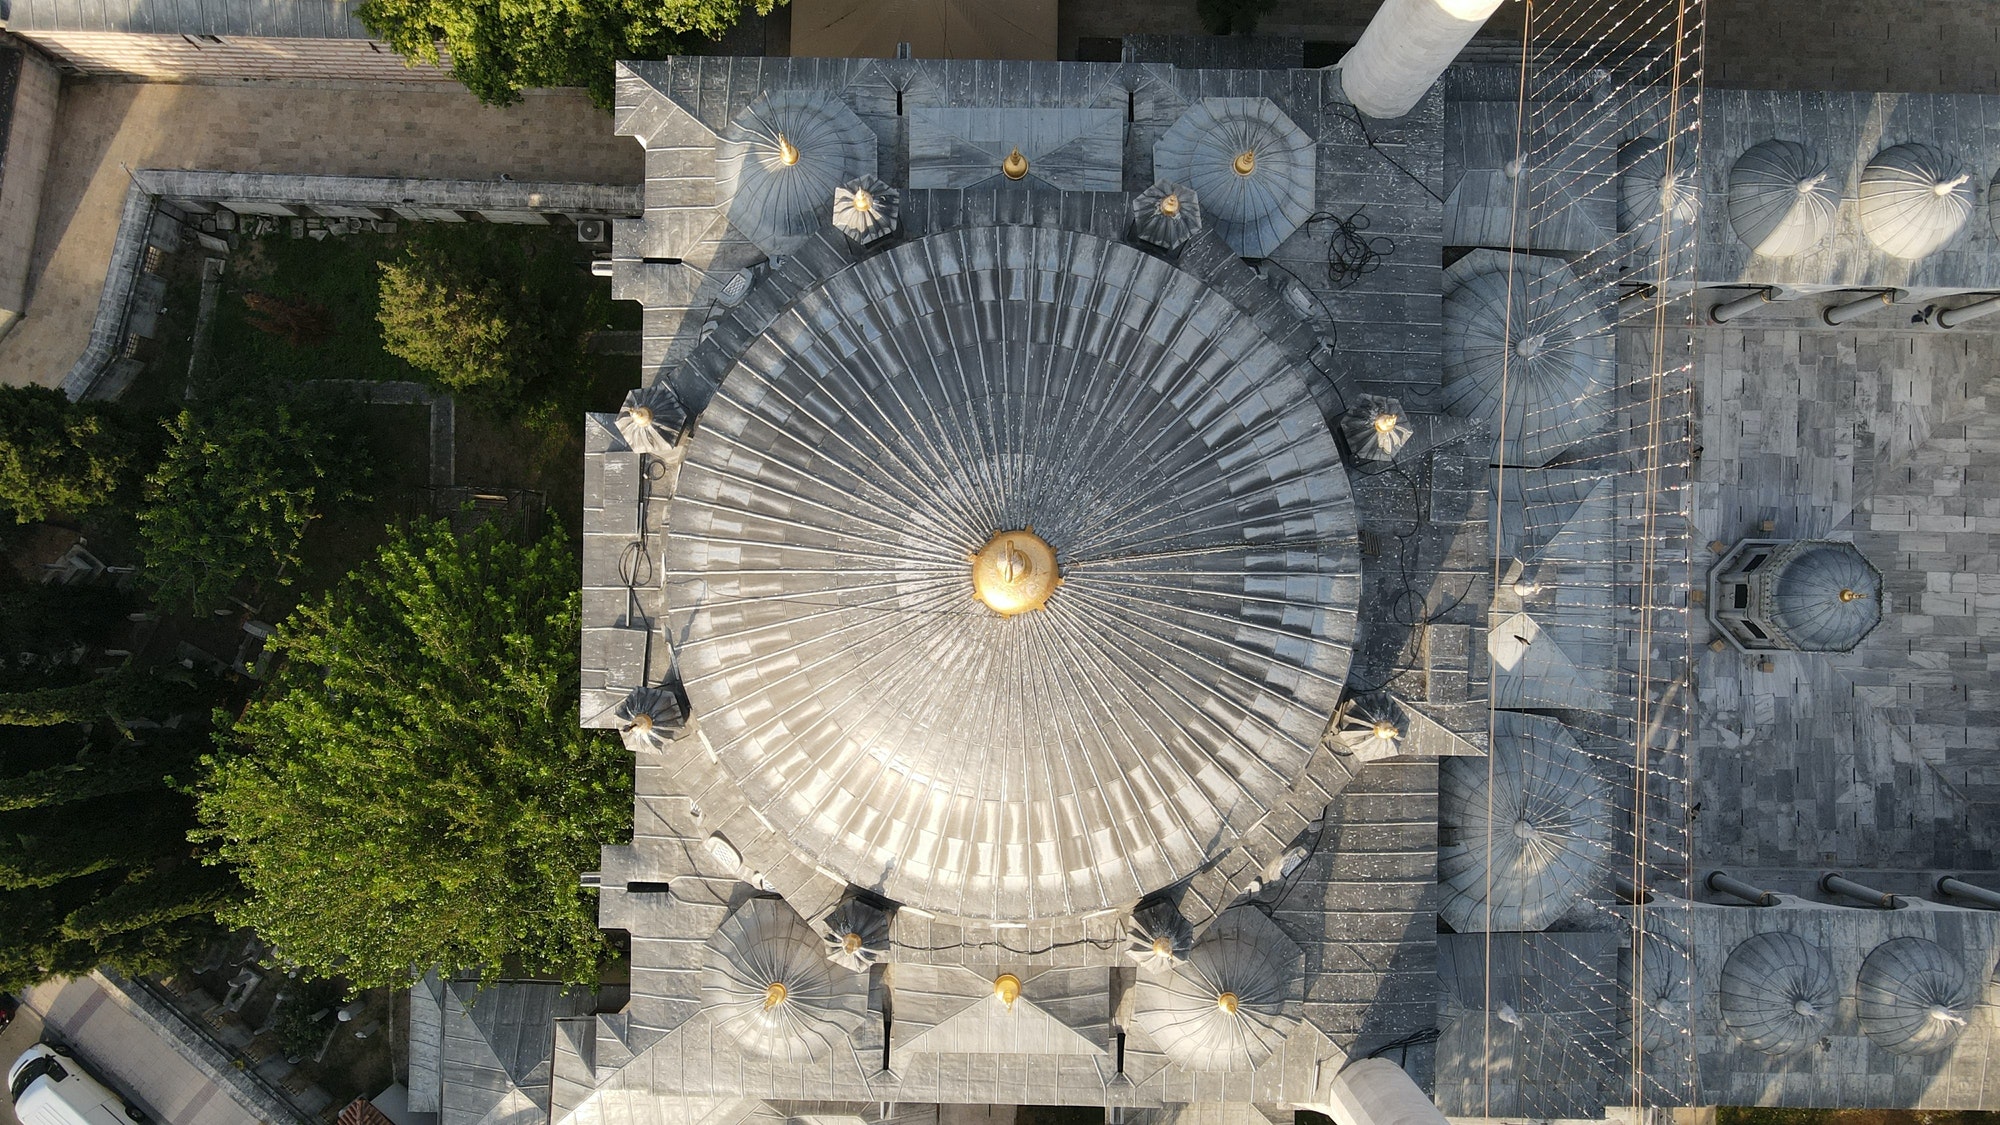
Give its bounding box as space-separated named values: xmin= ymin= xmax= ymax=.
xmin=12 ymin=31 xmax=451 ymax=83
xmin=0 ymin=42 xmax=61 ymax=342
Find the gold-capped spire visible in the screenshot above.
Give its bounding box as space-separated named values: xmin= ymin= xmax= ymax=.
xmin=1233 ymin=149 xmax=1257 ymax=176
xmin=776 ymin=134 xmax=800 ymax=166
xmin=1839 ymin=587 xmax=1865 ymax=602
xmin=763 ymin=981 xmax=789 ymax=1010
xmin=842 ymin=931 xmax=865 ymax=954
xmin=994 ymin=973 xmax=1022 ymax=1006
xmin=1003 ymin=147 xmax=1030 ymax=180
xmin=851 ymin=187 xmax=874 ymax=213
xmin=1152 ymin=937 xmax=1173 ymax=955
xmin=1372 ymin=412 xmax=1401 ymax=435
xmin=1159 ymin=192 xmax=1181 ymax=217
xmin=1216 ymin=991 xmax=1240 ymax=1015
xmin=971 ymin=529 xmax=1061 ymax=616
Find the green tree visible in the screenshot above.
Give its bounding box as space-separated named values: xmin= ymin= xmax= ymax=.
xmin=197 ymin=517 xmax=631 ymax=989
xmin=377 ymin=225 xmax=604 ymax=404
xmin=138 ymin=392 xmax=367 ymax=614
xmin=354 ymin=0 xmax=776 ymax=108
xmin=0 ymin=386 xmax=136 ymax=524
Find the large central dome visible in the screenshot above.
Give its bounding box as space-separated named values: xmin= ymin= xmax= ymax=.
xmin=664 ymin=227 xmax=1362 ymax=921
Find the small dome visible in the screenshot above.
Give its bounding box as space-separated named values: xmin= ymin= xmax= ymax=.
xmin=819 ymin=899 xmax=890 ymax=973
xmin=1619 ymin=931 xmax=1693 ymax=1053
xmin=613 ymin=686 xmax=684 ymax=752
xmin=1125 ymin=900 xmax=1193 ymax=973
xmin=1619 ymin=137 xmax=1702 ymax=239
xmin=1728 ymin=140 xmax=1839 ymax=258
xmin=832 ymin=175 xmax=899 ymax=246
xmin=1130 ymin=180 xmax=1205 ymax=252
xmin=1766 ymin=541 xmax=1882 ymax=652
xmin=1153 ymin=98 xmax=1314 ymax=258
xmin=1718 ymin=931 xmax=1838 ymax=1055
xmin=1129 ymin=906 xmax=1303 ymax=1071
xmin=1856 ymin=937 xmax=1976 ymax=1056
xmin=1859 ymin=143 xmax=1973 ymax=259
xmin=702 ymin=897 xmax=869 ymax=1058
xmin=1438 ymin=712 xmax=1612 ymax=931
xmin=716 ymin=90 xmax=877 ymax=256
xmin=1442 ymin=252 xmax=1612 ymax=469
xmin=1340 ymin=394 xmax=1414 ymax=462
xmin=616 ymin=384 xmax=688 ymax=458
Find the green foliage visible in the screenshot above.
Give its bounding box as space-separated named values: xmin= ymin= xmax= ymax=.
xmin=377 ymin=225 xmax=606 ymax=406
xmin=1196 ymin=0 xmax=1275 ymax=35
xmin=138 ymin=391 xmax=368 ymax=614
xmin=0 ymin=669 xmax=199 ymax=727
xmin=354 ymin=0 xmax=775 ymax=108
xmin=273 ymin=976 xmax=348 ymax=1058
xmin=60 ymin=862 xmax=236 ymax=941
xmin=197 ymin=517 xmax=631 ymax=989
xmin=0 ymin=386 xmax=136 ymax=524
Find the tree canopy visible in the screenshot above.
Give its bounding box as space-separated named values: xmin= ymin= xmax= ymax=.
xmin=197 ymin=517 xmax=631 ymax=989
xmin=0 ymin=386 xmax=137 ymax=524
xmin=354 ymin=0 xmax=778 ymax=108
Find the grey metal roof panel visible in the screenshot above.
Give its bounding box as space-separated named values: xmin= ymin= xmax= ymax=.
xmin=5 ymin=0 xmax=374 ymax=37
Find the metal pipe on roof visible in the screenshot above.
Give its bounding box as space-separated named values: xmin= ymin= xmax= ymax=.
xmin=1937 ymin=294 xmax=2000 ymax=328
xmin=1820 ymin=871 xmax=1902 ymax=909
xmin=1612 ymin=873 xmax=1652 ymax=904
xmin=1706 ymin=870 xmax=1778 ymax=906
xmin=1822 ymin=290 xmax=1898 ymax=326
xmin=1937 ymin=875 xmax=2000 ymax=909
xmin=1336 ymin=0 xmax=1508 ymax=120
xmin=1708 ymin=288 xmax=1779 ymax=324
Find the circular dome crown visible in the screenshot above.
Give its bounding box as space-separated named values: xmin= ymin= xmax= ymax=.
xmin=1859 ymin=143 xmax=1973 ymax=259
xmin=1766 ymin=541 xmax=1882 ymax=652
xmin=1619 ymin=138 xmax=1702 ymax=239
xmin=1443 ymin=252 xmax=1612 ymax=469
xmin=665 ymin=226 xmax=1362 ymax=922
xmin=702 ymin=897 xmax=870 ymax=1057
xmin=1620 ymin=930 xmax=1693 ymax=1053
xmin=1130 ymin=907 xmax=1304 ymax=1071
xmin=716 ymin=90 xmax=878 ymax=256
xmin=1718 ymin=931 xmax=1839 ymax=1055
xmin=1438 ymin=711 xmax=1612 ymax=931
xmin=1728 ymin=140 xmax=1840 ymax=259
xmin=1153 ymin=98 xmax=1315 ymax=258
xmin=1857 ymin=937 xmax=1977 ymax=1055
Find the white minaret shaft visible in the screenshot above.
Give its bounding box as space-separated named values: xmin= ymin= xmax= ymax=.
xmin=1338 ymin=0 xmax=1508 ymax=119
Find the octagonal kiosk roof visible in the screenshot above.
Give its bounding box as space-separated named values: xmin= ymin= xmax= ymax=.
xmin=1153 ymin=98 xmax=1315 ymax=258
xmin=716 ymin=89 xmax=878 ymax=256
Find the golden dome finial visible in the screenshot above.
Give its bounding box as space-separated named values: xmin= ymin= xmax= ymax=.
xmin=1372 ymin=719 xmax=1400 ymax=741
xmin=1003 ymin=147 xmax=1030 ymax=180
xmin=994 ymin=973 xmax=1022 ymax=1006
xmin=629 ymin=712 xmax=654 ymax=733
xmin=1233 ymin=149 xmax=1257 ymax=176
xmin=776 ymin=134 xmax=800 ymax=166
xmin=1839 ymin=587 xmax=1865 ymax=603
xmin=971 ymin=529 xmax=1061 ymax=616
xmin=1216 ymin=991 xmax=1240 ymax=1015
xmin=842 ymin=931 xmax=864 ymax=954
xmin=1372 ymin=412 xmax=1400 ymax=435
xmin=763 ymin=981 xmax=789 ymax=1010
xmin=852 ymin=187 xmax=874 ymax=213
xmin=1159 ymin=192 xmax=1181 ymax=217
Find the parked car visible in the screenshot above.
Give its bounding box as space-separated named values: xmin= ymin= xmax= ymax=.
xmin=7 ymin=1043 xmax=146 ymax=1125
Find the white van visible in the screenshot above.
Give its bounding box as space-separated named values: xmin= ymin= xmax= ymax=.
xmin=7 ymin=1044 xmax=146 ymax=1125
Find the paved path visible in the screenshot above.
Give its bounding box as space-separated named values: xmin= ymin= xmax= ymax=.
xmin=1 ymin=80 xmax=643 ymax=390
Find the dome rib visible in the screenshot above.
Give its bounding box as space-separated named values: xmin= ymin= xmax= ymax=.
xmin=1619 ymin=137 xmax=1702 ymax=241
xmin=1728 ymin=139 xmax=1840 ymax=259
xmin=1859 ymin=143 xmax=1973 ymax=259
xmin=665 ymin=226 xmax=1360 ymax=922
xmin=1857 ymin=937 xmax=1977 ymax=1056
xmin=1438 ymin=711 xmax=1612 ymax=931
xmin=1620 ymin=930 xmax=1693 ymax=1054
xmin=701 ymin=897 xmax=870 ymax=1059
xmin=1153 ymin=98 xmax=1315 ymax=258
xmin=1130 ymin=907 xmax=1304 ymax=1071
xmin=1764 ymin=541 xmax=1883 ymax=652
xmin=1718 ymin=931 xmax=1839 ymax=1055
xmin=716 ymin=89 xmax=878 ymax=256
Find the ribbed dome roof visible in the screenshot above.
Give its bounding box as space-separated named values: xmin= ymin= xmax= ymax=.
xmin=1766 ymin=540 xmax=1882 ymax=652
xmin=1153 ymin=98 xmax=1315 ymax=258
xmin=665 ymin=226 xmax=1361 ymax=922
xmin=702 ymin=897 xmax=870 ymax=1058
xmin=1718 ymin=931 xmax=1838 ymax=1055
xmin=1620 ymin=930 xmax=1693 ymax=1053
xmin=1129 ymin=906 xmax=1304 ymax=1071
xmin=1130 ymin=180 xmax=1205 ymax=252
xmin=818 ymin=899 xmax=891 ymax=973
xmin=1126 ymin=900 xmax=1194 ymax=973
xmin=1856 ymin=937 xmax=1977 ymax=1056
xmin=615 ymin=383 xmax=688 ymax=458
xmin=1619 ymin=137 xmax=1702 ymax=240
xmin=1442 ymin=251 xmax=1612 ymax=469
xmin=832 ymin=175 xmax=899 ymax=246
xmin=1438 ymin=711 xmax=1611 ymax=931
xmin=716 ymin=90 xmax=878 ymax=256
xmin=1727 ymin=139 xmax=1839 ymax=259
xmin=1859 ymin=143 xmax=1973 ymax=259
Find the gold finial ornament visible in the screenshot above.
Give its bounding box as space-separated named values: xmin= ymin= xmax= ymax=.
xmin=842 ymin=931 xmax=864 ymax=954
xmin=1159 ymin=192 xmax=1181 ymax=217
xmin=763 ymin=981 xmax=789 ymax=1010
xmin=1372 ymin=720 xmax=1400 ymax=741
xmin=1152 ymin=937 xmax=1172 ymax=955
xmin=1839 ymin=587 xmax=1864 ymax=602
xmin=1233 ymin=149 xmax=1257 ymax=176
xmin=629 ymin=405 xmax=654 ymax=426
xmin=1372 ymin=412 xmax=1401 ymax=435
xmin=994 ymin=974 xmax=1022 ymax=1005
xmin=777 ymin=134 xmax=801 ymax=166
xmin=629 ymin=712 xmax=654 ymax=733
xmin=1216 ymin=991 xmax=1240 ymax=1014
xmin=971 ymin=529 xmax=1062 ymax=616
xmin=852 ymin=188 xmax=874 ymax=213
xmin=1003 ymin=147 xmax=1030 ymax=180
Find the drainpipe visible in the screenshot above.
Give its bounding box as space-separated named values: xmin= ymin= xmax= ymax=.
xmin=1822 ymin=290 xmax=1898 ymax=326
xmin=1937 ymin=875 xmax=2000 ymax=909
xmin=1820 ymin=871 xmax=1902 ymax=909
xmin=1936 ymin=295 xmax=2000 ymax=328
xmin=1337 ymin=0 xmax=1509 ymax=120
xmin=1706 ymin=870 xmax=1778 ymax=906
xmin=1708 ymin=288 xmax=1779 ymax=324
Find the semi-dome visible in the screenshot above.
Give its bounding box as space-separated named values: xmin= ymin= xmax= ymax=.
xmin=832 ymin=175 xmax=899 ymax=245
xmin=1130 ymin=180 xmax=1204 ymax=252
xmin=1767 ymin=541 xmax=1882 ymax=652
xmin=1442 ymin=251 xmax=1612 ymax=468
xmin=1727 ymin=139 xmax=1839 ymax=258
xmin=1620 ymin=930 xmax=1693 ymax=1053
xmin=1129 ymin=906 xmax=1303 ymax=1071
xmin=613 ymin=686 xmax=684 ymax=752
xmin=1619 ymin=137 xmax=1702 ymax=241
xmin=616 ymin=383 xmax=688 ymax=458
xmin=702 ymin=897 xmax=870 ymax=1058
xmin=1437 ymin=711 xmax=1611 ymax=931
xmin=1718 ymin=931 xmax=1838 ymax=1055
xmin=1340 ymin=394 xmax=1414 ymax=462
xmin=1856 ymin=937 xmax=1977 ymax=1055
xmin=716 ymin=89 xmax=877 ymax=256
xmin=1859 ymin=143 xmax=1973 ymax=259
xmin=1153 ymin=98 xmax=1315 ymax=258
xmin=819 ymin=899 xmax=891 ymax=973
xmin=664 ymin=226 xmax=1361 ymax=922
xmin=1126 ymin=900 xmax=1194 ymax=973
